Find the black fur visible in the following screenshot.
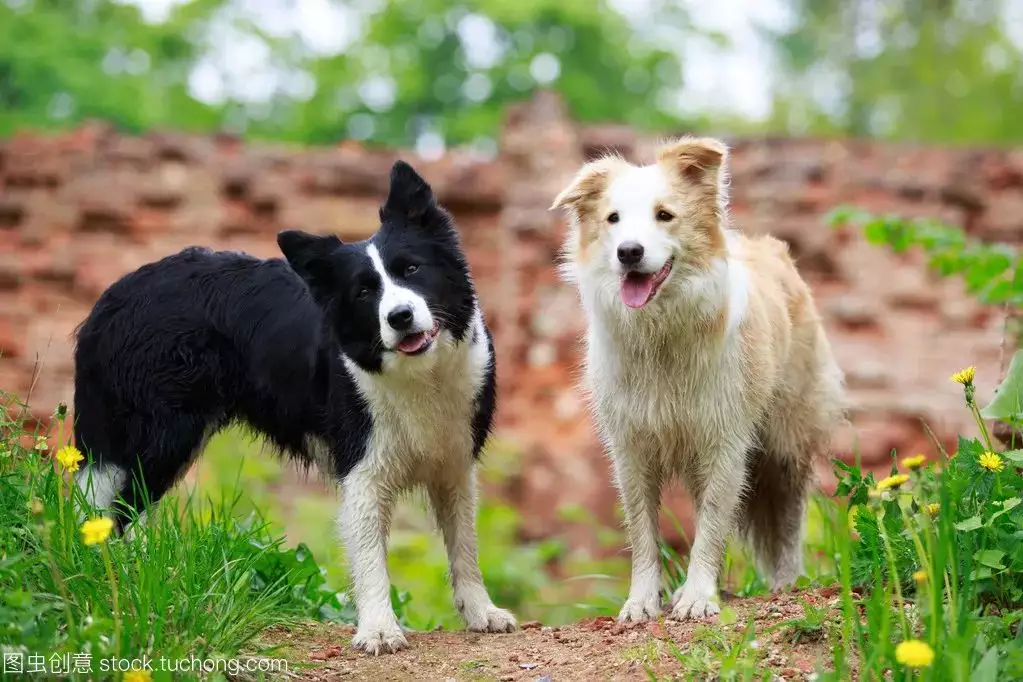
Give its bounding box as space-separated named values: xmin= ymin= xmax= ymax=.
xmin=72 ymin=160 xmax=495 ymax=527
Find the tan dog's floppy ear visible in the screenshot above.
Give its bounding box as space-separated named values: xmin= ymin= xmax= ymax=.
xmin=549 ymin=158 xmax=617 ymax=213
xmin=656 ymin=137 xmax=728 ymax=183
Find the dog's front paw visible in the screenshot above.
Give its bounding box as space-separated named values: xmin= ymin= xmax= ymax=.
xmin=668 ymin=582 xmax=720 ymax=620
xmin=617 ymin=592 xmax=662 ymax=623
xmin=352 ymin=620 xmax=408 ymax=655
xmin=462 ymin=601 xmax=517 ymax=633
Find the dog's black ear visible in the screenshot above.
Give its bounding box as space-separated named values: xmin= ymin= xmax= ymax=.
xmin=277 ymin=230 xmax=341 ymax=291
xmin=381 ymin=160 xmax=436 ymax=222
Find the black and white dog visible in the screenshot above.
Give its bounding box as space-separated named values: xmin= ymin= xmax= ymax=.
xmin=73 ymin=160 xmax=516 ymax=653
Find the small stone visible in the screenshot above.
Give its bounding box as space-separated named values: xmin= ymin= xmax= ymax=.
xmin=521 ymin=620 xmax=543 ymax=630
xmin=308 ymin=645 xmax=342 ymax=661
xmin=520 ymin=662 xmax=538 ymax=670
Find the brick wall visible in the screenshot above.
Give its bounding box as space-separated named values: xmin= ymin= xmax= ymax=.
xmin=2 ymin=92 xmax=1020 ymax=546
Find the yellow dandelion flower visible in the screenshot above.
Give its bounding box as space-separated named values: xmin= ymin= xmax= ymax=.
xmin=875 ymin=474 xmax=910 ymax=492
xmin=901 ymin=454 xmax=927 ymax=471
xmin=80 ymin=517 xmax=114 ymax=546
xmin=34 ymin=435 xmax=49 ymax=452
xmin=912 ymin=570 xmax=927 ymax=584
xmin=895 ymin=639 xmax=934 ymax=668
xmin=123 ymin=670 xmax=152 ymax=682
xmin=54 ymin=445 xmax=84 ymax=473
xmin=925 ymin=502 xmax=941 ymax=517
xmin=978 ymin=451 xmax=1005 ymax=473
xmin=949 ymin=366 xmax=976 ymax=385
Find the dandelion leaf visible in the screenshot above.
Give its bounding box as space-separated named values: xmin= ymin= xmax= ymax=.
xmin=972 ymin=645 xmax=1000 ymax=682
xmin=955 ymin=516 xmax=983 ymax=532
xmin=975 ymin=549 xmax=1006 ymax=570
xmin=980 ymin=350 xmax=1023 ymax=421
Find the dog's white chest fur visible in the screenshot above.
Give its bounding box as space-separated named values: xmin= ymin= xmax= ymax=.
xmin=583 ymin=250 xmax=752 ymax=473
xmin=344 ymin=311 xmax=490 ymax=490
xmin=588 ymin=314 xmax=746 ymax=470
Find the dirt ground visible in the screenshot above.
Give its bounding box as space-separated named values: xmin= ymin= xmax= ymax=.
xmin=254 ymin=588 xmax=842 ymax=681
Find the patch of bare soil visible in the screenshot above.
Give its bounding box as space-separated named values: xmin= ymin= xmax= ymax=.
xmin=254 ymin=589 xmax=842 ymax=681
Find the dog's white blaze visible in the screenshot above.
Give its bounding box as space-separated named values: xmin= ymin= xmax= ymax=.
xmin=337 ymin=308 xmax=515 ymax=652
xmin=365 ymin=244 xmax=433 ymax=350
xmin=605 ymin=165 xmax=675 ymax=274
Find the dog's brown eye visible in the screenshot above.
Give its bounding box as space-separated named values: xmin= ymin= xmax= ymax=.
xmin=607 ymin=212 xmax=620 ymax=224
xmin=656 ymin=210 xmax=674 ymax=222
xmin=404 ymin=264 xmax=419 ymax=276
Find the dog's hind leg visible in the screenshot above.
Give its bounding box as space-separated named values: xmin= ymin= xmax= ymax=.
xmin=75 ymin=463 xmax=128 ymax=519
xmin=79 ymin=412 xmax=213 ymax=533
xmin=428 ymin=464 xmax=517 ymax=633
xmin=742 ymin=446 xmax=811 ymax=590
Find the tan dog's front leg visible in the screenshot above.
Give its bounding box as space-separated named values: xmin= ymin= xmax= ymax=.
xmin=613 ymin=449 xmax=664 ymax=623
xmin=670 ymin=436 xmax=750 ymax=620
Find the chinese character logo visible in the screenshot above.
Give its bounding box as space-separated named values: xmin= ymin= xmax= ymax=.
xmin=2 ymin=652 xmax=24 ymax=674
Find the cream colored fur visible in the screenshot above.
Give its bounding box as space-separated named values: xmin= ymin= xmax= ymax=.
xmin=552 ymin=137 xmax=844 ymax=622
xmin=340 ymin=308 xmax=516 ymax=654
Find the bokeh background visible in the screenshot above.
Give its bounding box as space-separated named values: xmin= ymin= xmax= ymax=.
xmin=1 ymin=0 xmax=1022 ymax=628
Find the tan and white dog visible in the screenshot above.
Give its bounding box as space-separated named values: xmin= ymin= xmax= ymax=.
xmin=551 ymin=138 xmax=844 ymax=622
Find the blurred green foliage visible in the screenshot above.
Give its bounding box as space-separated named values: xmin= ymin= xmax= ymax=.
xmin=0 ymin=0 xmax=220 ymax=135
xmin=769 ymin=0 xmax=1023 ymax=143
xmin=3 ymin=0 xmax=1021 ymax=147
xmin=0 ymin=0 xmax=693 ymax=146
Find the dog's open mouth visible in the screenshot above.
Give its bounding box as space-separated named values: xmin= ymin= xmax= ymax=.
xmin=620 ymin=259 xmax=674 ymax=309
xmin=396 ymin=324 xmax=440 ymax=355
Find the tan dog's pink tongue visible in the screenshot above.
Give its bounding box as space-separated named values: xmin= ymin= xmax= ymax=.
xmin=397 ymin=332 xmax=428 ymax=353
xmin=621 ymin=274 xmax=655 ymax=309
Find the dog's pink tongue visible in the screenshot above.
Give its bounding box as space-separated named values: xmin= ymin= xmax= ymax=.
xmin=397 ymin=332 xmax=427 ymax=353
xmin=621 ymin=274 xmax=655 ymax=309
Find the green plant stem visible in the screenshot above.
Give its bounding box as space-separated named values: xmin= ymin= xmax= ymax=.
xmin=906 ymin=513 xmax=941 ymax=647
xmin=878 ymin=502 xmax=911 ymax=637
xmin=39 ymin=521 xmax=76 ymax=636
xmin=969 ymin=400 xmax=995 ymax=453
xmin=56 ymin=473 xmax=66 ymax=553
xmin=100 ymin=544 xmax=122 ymax=654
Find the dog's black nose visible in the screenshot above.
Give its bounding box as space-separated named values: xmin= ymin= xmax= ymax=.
xmin=387 ymin=305 xmax=414 ymax=331
xmin=617 ymin=242 xmax=645 ymax=266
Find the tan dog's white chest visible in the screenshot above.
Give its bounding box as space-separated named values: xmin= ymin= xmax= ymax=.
xmin=587 ymin=324 xmax=748 ymax=470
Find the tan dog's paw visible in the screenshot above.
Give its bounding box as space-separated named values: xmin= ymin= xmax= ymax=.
xmin=617 ymin=593 xmax=662 ymax=623
xmin=668 ymin=582 xmax=720 ymax=620
xmin=464 ymin=602 xmax=517 ymax=633
xmin=352 ymin=620 xmax=408 ymax=655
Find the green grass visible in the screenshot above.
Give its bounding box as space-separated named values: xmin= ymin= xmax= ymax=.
xmin=0 ymin=397 xmax=353 ymax=681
